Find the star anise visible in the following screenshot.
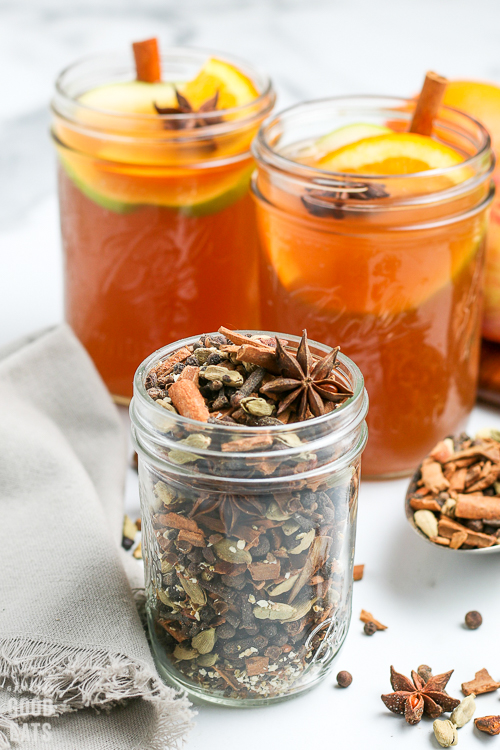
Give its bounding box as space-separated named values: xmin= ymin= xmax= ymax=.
xmin=302 ymin=181 xmax=389 ymax=219
xmin=189 ymin=493 xmax=265 ymax=534
xmin=260 ymin=330 xmax=353 ymax=421
xmin=381 ymin=666 xmax=460 ymax=725
xmin=154 ymin=89 xmax=223 ymax=130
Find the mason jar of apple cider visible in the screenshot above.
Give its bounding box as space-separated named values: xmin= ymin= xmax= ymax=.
xmin=252 ymin=97 xmax=495 ymax=477
xmin=52 ymin=48 xmax=275 ymax=401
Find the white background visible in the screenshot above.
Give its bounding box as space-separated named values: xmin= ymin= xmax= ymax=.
xmin=2 ymin=0 xmax=500 ymax=747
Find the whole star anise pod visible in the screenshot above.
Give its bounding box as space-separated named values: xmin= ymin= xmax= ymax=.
xmin=260 ymin=330 xmax=353 ymax=421
xmin=381 ymin=666 xmax=460 ymax=725
xmin=302 ymin=181 xmax=389 ymax=219
xmin=189 ymin=493 xmax=265 ymax=534
xmin=154 ymin=89 xmax=223 ymax=130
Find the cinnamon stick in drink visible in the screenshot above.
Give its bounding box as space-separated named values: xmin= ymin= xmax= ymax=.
xmin=133 ymin=38 xmax=162 ymax=83
xmin=409 ymin=71 xmax=448 ymax=136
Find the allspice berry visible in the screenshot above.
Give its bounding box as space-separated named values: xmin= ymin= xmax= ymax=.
xmin=336 ymin=671 xmax=352 ymax=688
xmin=465 ymin=610 xmax=482 ymax=629
xmin=364 ymin=621 xmax=377 ymax=636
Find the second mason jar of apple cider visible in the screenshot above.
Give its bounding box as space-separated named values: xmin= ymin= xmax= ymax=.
xmin=252 ymin=96 xmax=494 ymax=477
xmin=52 ymin=46 xmax=275 ymax=400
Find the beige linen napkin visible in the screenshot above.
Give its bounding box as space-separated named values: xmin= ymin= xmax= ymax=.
xmin=0 ymin=326 xmax=194 ymax=749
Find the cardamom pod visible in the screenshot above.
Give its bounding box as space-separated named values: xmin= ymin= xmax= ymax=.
xmin=274 ymin=433 xmax=303 ymax=448
xmin=197 ymin=653 xmax=219 ymax=667
xmin=193 ymin=347 xmax=220 ymax=364
xmin=284 ymin=596 xmax=316 ymax=622
xmin=157 ymin=399 xmax=177 ymax=413
xmin=168 ymin=433 xmax=211 ymax=465
xmin=451 ymin=694 xmax=476 ymax=728
xmin=157 ymin=588 xmax=177 ymax=609
xmin=282 ymin=519 xmax=301 ymax=536
xmin=269 ymin=574 xmax=299 ymax=597
xmin=173 ymin=644 xmax=198 ymax=661
xmin=288 ymin=528 xmax=315 ymax=554
xmin=433 ymin=719 xmax=458 ymax=747
xmin=191 ymin=628 xmax=216 ymax=654
xmin=179 ymin=577 xmax=207 ymax=606
xmin=414 ymin=509 xmax=439 ymax=538
xmin=161 ymin=559 xmax=174 ymax=574
xmin=441 ymin=498 xmax=457 ymax=518
xmin=265 ymin=500 xmax=292 ymax=521
xmin=253 ymin=601 xmax=295 ymax=621
xmin=153 ymin=481 xmax=177 ymax=510
xmin=240 ymin=397 xmax=275 ymax=417
xmin=214 ymin=538 xmax=252 ymax=564
xmin=201 ymin=365 xmax=244 ymax=387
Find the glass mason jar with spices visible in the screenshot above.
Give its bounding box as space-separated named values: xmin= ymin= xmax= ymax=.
xmin=251 ymin=96 xmax=495 ymax=478
xmin=130 ymin=330 xmax=368 ymax=705
xmin=52 ymin=48 xmax=275 ymax=402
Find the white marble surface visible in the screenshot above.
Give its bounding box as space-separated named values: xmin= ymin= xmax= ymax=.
xmin=3 ymin=0 xmax=500 ymax=748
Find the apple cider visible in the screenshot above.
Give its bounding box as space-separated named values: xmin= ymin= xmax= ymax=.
xmin=52 ymin=49 xmax=274 ymax=399
xmin=252 ymin=97 xmax=494 ymax=477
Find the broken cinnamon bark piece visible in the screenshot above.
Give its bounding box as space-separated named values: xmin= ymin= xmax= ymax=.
xmin=409 ymin=496 xmax=442 ymax=512
xmin=353 ymin=564 xmax=364 ymax=581
xmin=462 ymin=668 xmax=500 ymax=696
xmin=475 ymin=716 xmax=500 ymax=735
xmin=420 ymin=458 xmax=450 ymax=493
xmin=438 ymin=516 xmax=496 ymax=548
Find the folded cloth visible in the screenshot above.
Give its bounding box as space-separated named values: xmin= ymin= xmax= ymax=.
xmin=0 ymin=326 xmax=194 ymax=749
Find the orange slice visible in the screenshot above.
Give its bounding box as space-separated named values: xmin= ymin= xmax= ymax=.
xmin=180 ymin=57 xmax=259 ymax=110
xmin=443 ymin=80 xmax=500 ymax=155
xmin=318 ymin=132 xmax=464 ymax=175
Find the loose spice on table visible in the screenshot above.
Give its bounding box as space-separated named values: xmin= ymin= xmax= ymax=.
xmin=408 ymin=432 xmax=500 ymax=550
xmin=381 ymin=666 xmax=460 ymax=725
xmin=336 ymin=670 xmax=352 ymax=688
xmin=461 ymin=668 xmax=500 ymax=696
xmin=132 ymin=327 xmax=368 ymax=702
xmin=475 ymin=716 xmax=500 ymax=735
xmin=464 ymin=611 xmax=482 ymax=629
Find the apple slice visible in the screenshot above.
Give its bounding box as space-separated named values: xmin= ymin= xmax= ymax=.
xmin=79 ymin=81 xmax=176 ymax=115
xmin=314 ymin=123 xmax=392 ymax=157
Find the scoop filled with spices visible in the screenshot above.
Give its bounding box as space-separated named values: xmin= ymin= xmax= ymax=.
xmin=130 ymin=327 xmax=368 ymax=705
xmin=405 ymin=430 xmax=500 ymax=554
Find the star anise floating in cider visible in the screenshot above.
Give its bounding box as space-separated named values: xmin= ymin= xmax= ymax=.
xmin=381 ymin=666 xmax=460 ymax=725
xmin=154 ymin=89 xmax=223 ymax=130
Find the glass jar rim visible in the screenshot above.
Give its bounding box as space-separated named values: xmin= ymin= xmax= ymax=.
xmin=252 ymin=94 xmax=492 ymax=183
xmin=131 ymin=329 xmax=366 ymax=436
xmin=52 ymin=47 xmax=275 ymax=137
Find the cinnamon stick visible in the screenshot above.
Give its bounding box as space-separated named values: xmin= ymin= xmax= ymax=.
xmin=178 ymin=365 xmax=200 ymax=385
xmin=455 ymin=493 xmax=500 ymax=521
xmin=236 ymin=344 xmax=281 ymax=374
xmin=218 ymin=327 xmax=267 ymax=348
xmin=133 ymin=37 xmax=162 ymax=83
xmin=169 ymin=380 xmax=209 ymax=422
xmin=409 ymin=71 xmax=447 ymax=136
